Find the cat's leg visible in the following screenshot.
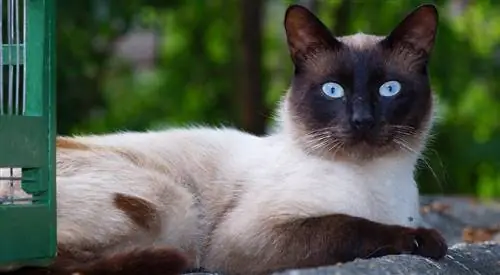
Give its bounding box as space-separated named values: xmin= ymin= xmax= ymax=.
xmin=205 ymin=213 xmax=447 ymax=275
xmin=55 ymin=176 xmax=158 ymax=256
xmin=54 ymin=170 xmax=199 ymax=265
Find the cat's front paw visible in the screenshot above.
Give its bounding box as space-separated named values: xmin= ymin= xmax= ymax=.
xmin=398 ymin=227 xmax=448 ymax=260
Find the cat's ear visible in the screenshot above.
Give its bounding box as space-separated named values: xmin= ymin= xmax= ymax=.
xmin=284 ymin=5 xmax=342 ymax=65
xmin=383 ymin=4 xmax=438 ymax=57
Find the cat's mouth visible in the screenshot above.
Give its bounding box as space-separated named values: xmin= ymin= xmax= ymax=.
xmin=333 ymin=129 xmax=419 ymax=159
xmin=345 ymin=133 xmax=392 ymax=149
xmin=320 ymin=129 xmax=408 ymax=157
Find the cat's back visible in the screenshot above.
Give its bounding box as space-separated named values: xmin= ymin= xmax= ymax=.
xmin=56 ymin=126 xmax=260 ymax=176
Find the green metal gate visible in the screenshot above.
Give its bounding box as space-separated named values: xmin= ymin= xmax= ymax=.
xmin=0 ymin=0 xmax=56 ymax=268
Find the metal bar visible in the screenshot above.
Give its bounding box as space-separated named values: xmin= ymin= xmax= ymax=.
xmin=8 ymin=167 xmax=13 ymax=201
xmin=7 ymin=0 xmax=13 ymax=115
xmin=0 ymin=176 xmax=36 ymax=181
xmin=7 ymin=197 xmax=33 ymax=202
xmin=0 ymin=177 xmax=21 ymax=181
xmin=46 ymin=0 xmax=58 ymax=258
xmin=22 ymin=0 xmax=26 ymax=114
xmin=0 ymin=0 xmax=4 ymax=115
xmin=24 ymin=0 xmax=43 ymax=117
xmin=15 ymin=0 xmax=20 ymax=115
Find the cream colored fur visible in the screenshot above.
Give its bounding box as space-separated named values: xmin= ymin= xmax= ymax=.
xmin=0 ymin=32 xmax=433 ymax=274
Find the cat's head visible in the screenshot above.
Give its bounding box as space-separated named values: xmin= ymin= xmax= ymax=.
xmin=282 ymin=4 xmax=438 ymax=160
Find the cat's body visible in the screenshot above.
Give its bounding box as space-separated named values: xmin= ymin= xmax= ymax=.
xmin=54 ymin=107 xmax=420 ymax=268
xmin=3 ymin=4 xmax=447 ymax=275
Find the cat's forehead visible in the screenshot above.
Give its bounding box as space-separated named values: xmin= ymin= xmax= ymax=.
xmin=300 ymin=33 xmax=387 ymax=80
xmin=338 ymin=33 xmax=419 ymax=75
xmin=337 ymin=33 xmax=384 ymax=50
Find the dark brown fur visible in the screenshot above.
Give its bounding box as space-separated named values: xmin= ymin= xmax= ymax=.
xmin=113 ymin=193 xmax=160 ymax=232
xmin=272 ymin=214 xmax=447 ymax=270
xmin=6 ymin=247 xmax=188 ymax=275
xmin=219 ymin=214 xmax=447 ymax=275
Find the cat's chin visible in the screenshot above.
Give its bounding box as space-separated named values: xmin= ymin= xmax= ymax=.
xmin=343 ymin=141 xmax=399 ymax=159
xmin=307 ymin=138 xmax=415 ymax=161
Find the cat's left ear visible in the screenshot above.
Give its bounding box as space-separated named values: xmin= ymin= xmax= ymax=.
xmin=284 ymin=5 xmax=342 ymax=66
xmin=383 ymin=4 xmax=439 ymax=57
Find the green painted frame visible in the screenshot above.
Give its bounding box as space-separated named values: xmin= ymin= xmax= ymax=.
xmin=0 ymin=0 xmax=56 ymax=267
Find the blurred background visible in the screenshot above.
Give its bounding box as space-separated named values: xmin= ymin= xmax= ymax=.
xmin=56 ymin=0 xmax=500 ymax=198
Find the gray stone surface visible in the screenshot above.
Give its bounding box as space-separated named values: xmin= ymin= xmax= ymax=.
xmin=185 ymin=196 xmax=500 ymax=275
xmin=276 ymin=242 xmax=500 ymax=275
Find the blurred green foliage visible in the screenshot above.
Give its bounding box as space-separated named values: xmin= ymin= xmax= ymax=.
xmin=57 ymin=0 xmax=500 ymax=198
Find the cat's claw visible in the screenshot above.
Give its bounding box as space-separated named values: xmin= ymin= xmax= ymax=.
xmin=400 ymin=227 xmax=448 ymax=260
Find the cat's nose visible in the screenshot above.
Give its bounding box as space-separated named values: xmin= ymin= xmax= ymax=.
xmin=350 ymin=113 xmax=375 ymax=131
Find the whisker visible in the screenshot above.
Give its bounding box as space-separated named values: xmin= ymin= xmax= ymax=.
xmin=419 ymin=148 xmax=445 ymax=193
xmin=393 ymin=138 xmax=417 ymax=155
xmin=298 ymin=127 xmax=348 ymax=156
xmin=331 ymin=141 xmax=344 ymax=157
xmin=393 ymin=137 xmax=442 ymax=191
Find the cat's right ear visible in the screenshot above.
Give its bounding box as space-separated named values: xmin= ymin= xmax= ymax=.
xmin=284 ymin=5 xmax=342 ymax=66
xmin=383 ymin=4 xmax=438 ymax=60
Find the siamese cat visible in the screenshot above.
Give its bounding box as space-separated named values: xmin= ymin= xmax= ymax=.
xmin=5 ymin=4 xmax=447 ymax=275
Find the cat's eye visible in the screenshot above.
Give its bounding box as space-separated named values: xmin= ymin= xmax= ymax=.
xmin=321 ymin=82 xmax=344 ymax=99
xmin=379 ymin=81 xmax=401 ymax=97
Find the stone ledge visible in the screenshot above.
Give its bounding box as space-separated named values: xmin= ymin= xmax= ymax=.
xmin=275 ymin=242 xmax=500 ymax=275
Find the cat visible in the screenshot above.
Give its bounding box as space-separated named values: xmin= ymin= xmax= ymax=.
xmin=3 ymin=4 xmax=447 ymax=275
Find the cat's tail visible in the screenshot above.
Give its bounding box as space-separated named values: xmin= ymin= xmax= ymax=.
xmin=5 ymin=247 xmax=189 ymax=275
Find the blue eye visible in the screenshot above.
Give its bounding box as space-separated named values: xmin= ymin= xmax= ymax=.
xmin=379 ymin=81 xmax=401 ymax=97
xmin=321 ymin=82 xmax=344 ymax=99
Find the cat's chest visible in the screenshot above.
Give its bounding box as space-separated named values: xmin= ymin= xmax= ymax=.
xmin=321 ymin=166 xmax=419 ymax=225
xmin=247 ymin=156 xmax=420 ymax=227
